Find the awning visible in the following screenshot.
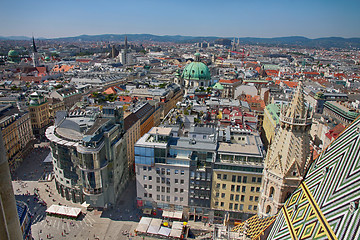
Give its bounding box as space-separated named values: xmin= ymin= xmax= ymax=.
xmin=169 ymin=229 xmax=182 ymax=238
xmin=143 ymin=208 xmax=152 ymax=215
xmin=158 ymin=227 xmax=171 ymax=236
xmin=172 ymin=221 xmax=183 ymax=230
xmin=136 ymin=217 xmax=152 ymax=233
xmin=147 ymin=218 xmax=162 ymax=234
xmin=46 ymin=205 xmax=81 ymax=218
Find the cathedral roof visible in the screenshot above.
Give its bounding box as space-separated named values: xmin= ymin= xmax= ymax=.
xmin=266 ymin=116 xmax=360 ymax=240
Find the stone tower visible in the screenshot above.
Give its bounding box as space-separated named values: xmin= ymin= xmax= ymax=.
xmin=258 ymin=81 xmax=313 ymax=217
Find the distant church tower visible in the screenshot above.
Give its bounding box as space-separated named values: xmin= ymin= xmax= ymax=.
xmin=124 ymin=35 xmax=128 ymax=65
xmin=258 ymin=81 xmax=313 ymax=216
xmin=32 ymin=36 xmax=39 ymax=67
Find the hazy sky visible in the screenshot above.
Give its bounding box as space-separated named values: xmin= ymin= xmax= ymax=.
xmin=1 ymin=0 xmax=359 ymax=38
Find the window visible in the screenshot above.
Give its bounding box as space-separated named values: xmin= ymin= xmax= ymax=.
xmin=229 ymin=203 xmax=233 ymax=210
xmin=161 ymin=195 xmax=165 ymax=201
xmin=167 ymin=169 xmax=170 ymax=175
xmin=161 ymin=186 xmax=165 ymax=192
xmin=222 ymin=184 xmax=226 ymax=190
xmin=255 ymin=196 xmax=259 ymax=202
xmin=149 ymin=193 xmax=152 ymax=198
xmin=174 ymin=196 xmax=178 ymax=201
xmin=232 ymin=175 xmax=236 ymax=182
xmin=235 ymin=195 xmax=239 ymax=201
xmin=216 ymin=192 xmax=219 ymax=197
xmin=254 ymin=205 xmax=257 ymax=211
xmin=161 ymin=177 xmax=165 ymax=184
xmin=215 ymin=201 xmax=219 ymax=206
xmin=157 ymin=195 xmax=160 ymax=200
xmin=223 ymin=174 xmax=227 ymax=180
xmin=166 ymin=196 xmax=170 ymax=202
xmin=180 ymin=197 xmax=183 ymax=202
xmin=237 ymin=176 xmax=241 ymax=183
xmin=144 ymin=184 xmax=147 ymax=189
xmin=175 ymin=170 xmax=179 ymax=174
xmin=157 ymin=186 xmax=160 ymax=192
xmin=252 ymin=177 xmax=256 ymax=183
xmin=156 ymin=177 xmax=160 ymax=183
xmin=269 ymin=187 xmax=275 ymax=197
xmin=175 ymin=188 xmax=178 ymax=192
xmin=217 ymin=174 xmax=221 ymax=179
xmin=231 ymin=185 xmax=235 ymax=192
xmin=248 ymin=205 xmax=252 ymax=210
xmin=242 ymin=186 xmax=246 ymax=193
xmin=156 ymin=168 xmax=160 ymax=174
xmin=216 ymin=183 xmax=220 ymax=189
xmin=180 ymin=179 xmax=184 ymax=184
xmin=256 ymin=187 xmax=260 ymax=192
xmin=149 ymin=176 xmax=152 ymax=181
xmin=230 ymin=194 xmax=234 ymax=201
xmin=181 ymin=170 xmax=184 ymax=175
xmin=166 ymin=178 xmax=170 ymax=184
xmin=149 ymin=185 xmax=152 ymax=189
xmin=175 ymin=179 xmax=179 ymax=184
xmin=167 ymin=187 xmax=170 ymax=193
xmin=266 ymin=205 xmax=271 ymax=214
xmin=249 ymin=196 xmax=254 ymax=201
xmin=241 ymin=195 xmax=245 ymax=202
xmin=161 ymin=168 xmax=165 ymax=175
xmin=180 ymin=189 xmax=184 ymax=193
xmin=221 ymin=202 xmax=224 ymax=207
xmin=234 ymin=204 xmax=238 ymax=210
xmin=257 ymin=177 xmax=262 ymax=183
xmin=143 ymin=175 xmax=147 ymax=180
xmin=221 ymin=193 xmax=225 ymax=198
xmin=243 ymin=176 xmax=247 ymax=183
xmin=144 ymin=193 xmax=147 ymax=197
xmin=240 ymin=204 xmax=244 ymax=210
xmin=148 ymin=167 xmax=152 ymax=171
xmin=143 ymin=166 xmax=147 ymax=171
xmin=251 ymin=187 xmax=255 ymax=192
xmin=236 ymin=186 xmax=240 ymax=192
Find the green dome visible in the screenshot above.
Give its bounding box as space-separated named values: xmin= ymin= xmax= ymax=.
xmin=181 ymin=61 xmax=211 ymax=81
xmin=45 ymin=56 xmax=50 ymax=61
xmin=8 ymin=50 xmax=19 ymax=57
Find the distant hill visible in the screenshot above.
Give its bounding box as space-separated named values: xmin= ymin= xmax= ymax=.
xmin=1 ymin=34 xmax=360 ymax=49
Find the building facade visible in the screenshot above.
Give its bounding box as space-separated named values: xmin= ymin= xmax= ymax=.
xmin=0 ymin=104 xmax=33 ymax=170
xmin=135 ymin=126 xmax=217 ymax=220
xmin=28 ymin=92 xmax=51 ymax=139
xmin=211 ymin=127 xmax=264 ymax=221
xmin=46 ymin=106 xmax=128 ymax=207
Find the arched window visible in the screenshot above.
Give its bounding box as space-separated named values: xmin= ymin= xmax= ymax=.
xmin=269 ymin=187 xmax=275 ymax=198
xmin=266 ymin=205 xmax=271 ymax=214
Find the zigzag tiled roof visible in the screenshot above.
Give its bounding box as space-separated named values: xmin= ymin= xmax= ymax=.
xmin=267 ymin=116 xmax=360 ymax=240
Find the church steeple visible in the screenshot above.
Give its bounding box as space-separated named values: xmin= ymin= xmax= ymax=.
xmin=31 ymin=36 xmax=39 ymax=67
xmin=258 ymin=81 xmax=312 ymax=217
xmin=32 ymin=36 xmax=37 ymax=53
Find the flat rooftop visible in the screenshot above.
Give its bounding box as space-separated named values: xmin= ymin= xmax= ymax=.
xmin=149 ymin=127 xmax=172 ymax=136
xmin=218 ymin=142 xmax=262 ymax=157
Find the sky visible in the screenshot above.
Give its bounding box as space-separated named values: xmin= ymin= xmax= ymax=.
xmin=1 ymin=0 xmax=360 ymax=39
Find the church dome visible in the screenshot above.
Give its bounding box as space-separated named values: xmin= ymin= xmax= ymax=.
xmin=8 ymin=50 xmax=19 ymax=57
xmin=181 ymin=60 xmax=211 ymax=81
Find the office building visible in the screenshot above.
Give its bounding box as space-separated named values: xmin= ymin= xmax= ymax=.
xmin=45 ymin=106 xmax=128 ymax=207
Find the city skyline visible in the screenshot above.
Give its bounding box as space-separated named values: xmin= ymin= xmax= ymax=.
xmin=1 ymin=0 xmax=360 ymax=39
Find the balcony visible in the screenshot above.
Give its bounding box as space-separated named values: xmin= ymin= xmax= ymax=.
xmin=83 ymin=187 xmax=103 ymax=196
